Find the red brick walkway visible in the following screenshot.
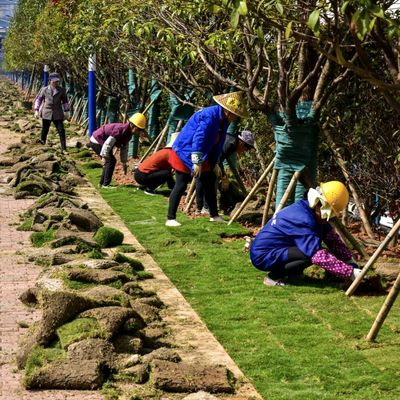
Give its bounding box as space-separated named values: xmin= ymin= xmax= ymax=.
xmin=0 ymin=127 xmax=103 ymax=400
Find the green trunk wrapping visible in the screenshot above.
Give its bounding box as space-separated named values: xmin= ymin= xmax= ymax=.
xmin=269 ymin=101 xmax=319 ymax=206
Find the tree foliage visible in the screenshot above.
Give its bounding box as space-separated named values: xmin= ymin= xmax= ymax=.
xmin=3 ymin=0 xmax=399 ymax=221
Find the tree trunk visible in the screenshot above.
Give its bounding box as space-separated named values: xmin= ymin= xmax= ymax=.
xmin=323 ymin=129 xmax=375 ymax=239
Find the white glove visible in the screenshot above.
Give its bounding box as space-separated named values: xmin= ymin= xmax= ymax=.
xmin=193 ymin=164 xmax=202 ymax=177
xmin=34 ymin=111 xmax=39 ymax=119
xmin=351 ymin=267 xmax=362 ymax=281
xmin=64 ymin=111 xmax=70 ymax=120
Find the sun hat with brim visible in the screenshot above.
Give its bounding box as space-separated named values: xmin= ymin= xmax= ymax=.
xmin=166 ymin=132 xmax=179 ymax=148
xmin=213 ymin=91 xmax=249 ymax=118
xmin=49 ymin=72 xmax=60 ymax=82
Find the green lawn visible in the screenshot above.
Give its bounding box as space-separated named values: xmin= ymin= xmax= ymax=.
xmin=82 ymin=166 xmax=400 ymax=400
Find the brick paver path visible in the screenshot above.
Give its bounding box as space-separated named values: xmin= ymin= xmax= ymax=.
xmin=0 ymin=127 xmax=103 ymax=400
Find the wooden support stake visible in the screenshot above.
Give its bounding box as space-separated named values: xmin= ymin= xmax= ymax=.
xmin=346 ymin=217 xmax=400 ymax=297
xmin=153 ymin=123 xmax=173 ymax=154
xmin=331 ymin=218 xmax=369 ymax=259
xmin=184 ymin=188 xmax=197 ymax=214
xmin=262 ymin=168 xmax=278 ymax=226
xmin=185 ymin=177 xmax=197 ymax=205
xmin=139 ymin=124 xmax=168 ymax=163
xmin=71 ymin=97 xmax=82 ymax=123
xmin=274 ymin=171 xmax=302 ymax=214
xmin=324 ymin=129 xmax=374 ymax=239
xmin=228 ymin=158 xmax=275 ymax=225
xmin=366 ymin=271 xmax=400 ymax=341
xmin=143 ymin=97 xmax=156 ymax=115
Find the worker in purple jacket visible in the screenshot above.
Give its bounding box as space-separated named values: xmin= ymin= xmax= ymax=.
xmin=250 ymin=181 xmax=362 ymax=286
xmin=88 ymin=113 xmax=147 ymax=188
xmin=34 ymin=72 xmax=70 ymax=150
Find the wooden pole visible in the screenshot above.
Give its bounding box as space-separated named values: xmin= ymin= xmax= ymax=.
xmin=228 ymin=158 xmax=275 ymax=225
xmin=262 ymin=168 xmax=278 ymax=226
xmin=139 ymin=124 xmax=168 ymax=163
xmin=366 ymin=271 xmax=400 ymax=341
xmin=153 ymin=124 xmax=171 ymax=153
xmin=274 ymin=170 xmax=301 ymax=214
xmin=324 ymin=129 xmax=374 ymax=239
xmin=71 ymin=97 xmax=82 ymax=122
xmin=330 ymin=218 xmax=369 ymax=259
xmin=346 ymin=217 xmax=400 ymax=296
xmin=185 ymin=177 xmax=197 ymax=205
xmin=143 ymin=97 xmax=156 ymax=115
xmin=184 ymin=188 xmax=197 ymax=214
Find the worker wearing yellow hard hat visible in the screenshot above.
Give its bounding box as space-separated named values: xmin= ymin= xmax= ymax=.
xmin=88 ymin=113 xmax=147 ymax=188
xmin=250 ymin=181 xmax=362 ymax=287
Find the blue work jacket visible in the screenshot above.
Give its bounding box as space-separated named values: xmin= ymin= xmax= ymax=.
xmin=172 ymin=105 xmax=228 ymax=171
xmin=250 ymin=199 xmax=332 ymax=271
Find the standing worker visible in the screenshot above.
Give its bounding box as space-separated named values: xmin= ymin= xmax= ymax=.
xmin=196 ymin=130 xmax=255 ymax=215
xmin=34 ymin=72 xmax=70 ymax=151
xmin=250 ymin=181 xmax=362 ymax=286
xmin=88 ymin=113 xmax=147 ymax=188
xmin=166 ymin=91 xmax=248 ymax=227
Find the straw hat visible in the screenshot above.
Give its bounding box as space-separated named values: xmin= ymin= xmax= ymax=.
xmin=213 ymin=91 xmax=249 ymax=118
xmin=166 ymin=132 xmax=179 ymax=148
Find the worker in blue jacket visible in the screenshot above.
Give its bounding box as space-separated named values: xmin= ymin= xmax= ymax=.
xmin=250 ymin=181 xmax=362 ymax=286
xmin=166 ymin=91 xmax=248 ymax=227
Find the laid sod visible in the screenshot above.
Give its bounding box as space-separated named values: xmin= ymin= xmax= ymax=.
xmin=81 ymin=166 xmax=400 ymax=400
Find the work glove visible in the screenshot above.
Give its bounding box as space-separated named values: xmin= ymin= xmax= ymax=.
xmin=191 ymin=152 xmax=203 ymax=165
xmin=191 ymin=152 xmax=203 ymax=178
xmin=193 ymin=164 xmax=202 ymax=177
xmin=34 ymin=111 xmax=39 ymax=119
xmin=213 ymin=164 xmax=222 ymax=178
xmin=351 ymin=267 xmax=362 ymax=281
xmin=220 ymin=175 xmax=229 ymax=192
xmin=64 ymin=111 xmax=70 ymax=120
xmin=122 ymin=162 xmax=128 ymax=175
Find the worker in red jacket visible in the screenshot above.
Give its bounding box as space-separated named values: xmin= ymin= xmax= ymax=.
xmin=88 ymin=113 xmax=147 ymax=188
xmin=134 ymin=147 xmax=175 ymax=195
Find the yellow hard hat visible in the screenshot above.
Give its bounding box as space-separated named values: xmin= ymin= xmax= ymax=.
xmin=320 ymin=181 xmax=349 ymax=216
xmin=129 ymin=113 xmax=147 ymax=130
xmin=213 ymin=91 xmax=249 ymax=118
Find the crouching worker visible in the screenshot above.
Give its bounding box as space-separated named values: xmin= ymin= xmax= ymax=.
xmin=250 ymin=181 xmax=362 ymax=286
xmin=88 ymin=113 xmax=147 ymax=188
xmin=134 ymin=143 xmax=176 ymax=196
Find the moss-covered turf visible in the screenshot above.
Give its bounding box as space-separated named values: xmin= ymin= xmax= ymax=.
xmin=30 ymin=228 xmax=56 ymax=247
xmin=81 ymin=165 xmax=400 ymax=400
xmin=112 ymin=253 xmax=144 ymax=272
xmin=56 ymin=317 xmax=106 ymax=349
xmin=24 ymin=344 xmax=66 ymax=379
xmin=94 ymin=226 xmax=124 ymax=248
